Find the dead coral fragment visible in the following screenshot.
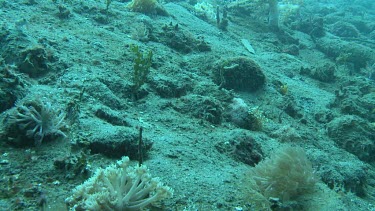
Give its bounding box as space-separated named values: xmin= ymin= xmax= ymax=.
xmin=66 ymin=156 xmax=173 ymax=210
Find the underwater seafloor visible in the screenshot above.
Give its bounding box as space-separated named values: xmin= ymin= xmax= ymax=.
xmin=1 ymin=0 xmax=375 ymax=210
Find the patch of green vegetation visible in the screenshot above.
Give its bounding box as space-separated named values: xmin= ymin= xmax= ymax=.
xmin=130 ymin=45 xmax=153 ymax=100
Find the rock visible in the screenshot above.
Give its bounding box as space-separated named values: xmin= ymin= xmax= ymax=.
xmin=327 ymin=115 xmax=375 ymax=162
xmin=215 ymin=130 xmax=263 ymax=166
xmin=212 ymin=57 xmax=266 ymax=92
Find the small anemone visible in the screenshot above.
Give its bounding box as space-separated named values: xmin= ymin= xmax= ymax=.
xmin=10 ymin=99 xmax=67 ymax=146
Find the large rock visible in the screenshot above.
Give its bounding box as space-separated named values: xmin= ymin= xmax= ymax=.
xmin=327 ymin=115 xmax=375 ymax=162
xmin=212 ymin=57 xmax=266 ymax=92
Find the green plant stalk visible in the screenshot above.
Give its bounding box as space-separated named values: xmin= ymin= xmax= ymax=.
xmin=130 ymin=45 xmax=153 ymax=99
